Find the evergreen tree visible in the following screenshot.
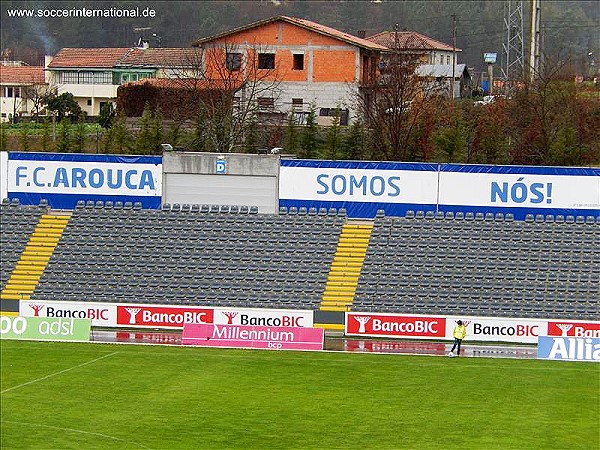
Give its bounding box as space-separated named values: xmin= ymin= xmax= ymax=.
xmin=135 ymin=103 xmax=153 ymax=154
xmin=55 ymin=119 xmax=71 ymax=152
xmin=300 ymin=103 xmax=319 ymax=159
xmin=189 ymin=107 xmax=208 ymax=152
xmin=434 ymin=111 xmax=467 ymax=163
xmin=0 ymin=123 xmax=7 ymax=152
xmin=243 ymin=117 xmax=259 ymax=153
xmin=321 ymin=107 xmax=343 ymax=160
xmin=40 ymin=119 xmax=51 ymax=152
xmin=112 ymin=113 xmax=131 ymax=154
xmin=18 ymin=121 xmax=32 ymax=152
xmin=284 ymin=111 xmax=300 ymax=155
xmin=72 ymin=114 xmax=87 ymax=153
xmin=150 ymin=106 xmax=163 ymax=154
xmin=343 ymin=118 xmax=368 ymax=160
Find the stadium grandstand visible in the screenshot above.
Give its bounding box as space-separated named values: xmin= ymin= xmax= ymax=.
xmin=1 ymin=198 xmax=598 ymax=323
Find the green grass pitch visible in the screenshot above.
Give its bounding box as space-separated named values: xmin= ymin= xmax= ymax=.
xmin=1 ymin=340 xmax=598 ymax=449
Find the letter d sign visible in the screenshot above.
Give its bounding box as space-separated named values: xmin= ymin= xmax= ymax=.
xmin=216 ymin=159 xmax=226 ymax=174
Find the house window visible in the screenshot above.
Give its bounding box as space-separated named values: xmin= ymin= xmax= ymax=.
xmin=121 ymin=74 xmax=130 ymax=83
xmin=291 ymin=98 xmax=303 ymax=110
xmin=292 ymin=54 xmax=304 ymax=70
xmin=447 ymin=55 xmax=451 ymax=65
xmin=257 ymin=97 xmax=274 ymax=110
xmin=87 ymin=99 xmax=92 ymax=106
xmin=5 ymin=87 xmax=14 ymax=97
xmin=226 ymin=52 xmax=242 ymax=71
xmin=439 ymin=56 xmax=444 ymax=65
xmin=258 ymin=53 xmax=275 ymax=69
xmin=14 ymin=87 xmax=20 ymax=98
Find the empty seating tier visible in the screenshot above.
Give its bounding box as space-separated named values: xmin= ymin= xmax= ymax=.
xmin=353 ymin=212 xmax=599 ymax=321
xmin=32 ymin=203 xmax=345 ymax=310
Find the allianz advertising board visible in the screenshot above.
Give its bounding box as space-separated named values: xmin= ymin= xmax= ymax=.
xmin=537 ymin=336 xmax=600 ymax=362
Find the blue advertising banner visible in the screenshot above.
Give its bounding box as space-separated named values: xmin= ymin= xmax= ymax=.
xmin=537 ymin=336 xmax=600 ymax=362
xmin=279 ymin=160 xmax=439 ymax=218
xmin=279 ymin=160 xmax=600 ymax=219
xmin=438 ymin=164 xmax=600 ymax=220
xmin=7 ymin=152 xmax=163 ymax=209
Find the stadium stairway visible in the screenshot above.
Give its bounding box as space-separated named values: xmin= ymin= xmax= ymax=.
xmin=0 ymin=213 xmax=70 ymax=313
xmin=319 ymin=222 xmax=373 ymax=316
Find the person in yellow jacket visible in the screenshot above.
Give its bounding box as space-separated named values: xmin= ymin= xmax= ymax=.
xmin=448 ymin=320 xmax=467 ymax=357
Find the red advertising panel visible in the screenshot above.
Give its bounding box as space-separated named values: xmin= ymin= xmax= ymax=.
xmin=116 ymin=305 xmax=214 ymax=329
xmin=547 ymin=321 xmax=600 ymax=338
xmin=182 ymin=323 xmax=324 ymax=351
xmin=346 ymin=313 xmax=445 ymax=338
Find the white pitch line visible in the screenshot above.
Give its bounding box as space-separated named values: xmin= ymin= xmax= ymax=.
xmin=1 ymin=352 xmax=119 ymax=394
xmin=1 ymin=420 xmax=152 ymax=449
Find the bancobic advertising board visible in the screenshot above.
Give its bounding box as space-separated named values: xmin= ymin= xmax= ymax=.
xmin=20 ymin=300 xmax=116 ymax=326
xmin=116 ymin=304 xmax=214 ymax=328
xmin=213 ymin=307 xmax=313 ymax=327
xmin=346 ymin=313 xmax=550 ymax=343
xmin=346 ymin=313 xmax=445 ymax=339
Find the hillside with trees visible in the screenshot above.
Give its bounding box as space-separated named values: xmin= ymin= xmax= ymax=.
xmin=1 ymin=0 xmax=598 ymax=77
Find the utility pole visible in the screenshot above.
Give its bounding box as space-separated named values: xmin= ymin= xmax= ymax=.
xmin=451 ymin=14 xmax=457 ymax=101
xmin=529 ymin=0 xmax=541 ymax=83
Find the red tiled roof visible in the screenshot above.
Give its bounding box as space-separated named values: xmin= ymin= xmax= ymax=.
xmin=117 ymin=48 xmax=204 ymax=68
xmin=193 ymin=16 xmax=388 ymax=51
xmin=47 ymin=48 xmax=132 ymax=68
xmin=0 ymin=66 xmax=46 ymax=84
xmin=366 ymin=31 xmax=460 ymax=52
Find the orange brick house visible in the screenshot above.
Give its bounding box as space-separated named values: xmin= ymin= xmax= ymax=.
xmin=192 ymin=16 xmax=388 ymax=125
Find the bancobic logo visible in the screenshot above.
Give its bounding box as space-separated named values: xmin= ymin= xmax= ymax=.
xmin=349 ymin=314 xmax=444 ymax=337
xmin=219 ymin=311 xmax=306 ymax=327
xmin=27 ymin=303 xmax=109 ymax=320
xmin=548 ymin=322 xmax=600 ymax=338
xmin=470 ymin=322 xmax=539 ymax=337
xmin=117 ymin=306 xmax=213 ymax=327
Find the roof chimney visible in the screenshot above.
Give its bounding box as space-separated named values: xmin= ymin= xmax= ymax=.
xmin=357 ymin=30 xmax=366 ymax=39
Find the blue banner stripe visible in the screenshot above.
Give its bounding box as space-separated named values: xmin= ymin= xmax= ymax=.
xmin=440 ymin=163 xmax=600 ymax=176
xmin=9 ymin=192 xmax=161 ymax=209
xmin=9 ymin=152 xmax=162 ymax=165
xmin=279 ymin=199 xmax=436 ymax=219
xmin=438 ymin=205 xmax=599 ymax=220
xmin=280 ymin=159 xmax=438 ymax=171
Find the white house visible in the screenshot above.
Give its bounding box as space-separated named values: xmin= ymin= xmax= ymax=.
xmin=0 ymin=64 xmax=47 ymax=122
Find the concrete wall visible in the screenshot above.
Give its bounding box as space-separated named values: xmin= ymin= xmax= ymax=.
xmin=162 ymin=152 xmax=280 ymax=213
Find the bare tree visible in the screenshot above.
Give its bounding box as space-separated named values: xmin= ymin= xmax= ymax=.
xmin=353 ymin=52 xmax=445 ymax=161
xmin=19 ymin=80 xmax=56 ymax=118
xmin=167 ymin=41 xmax=284 ymax=153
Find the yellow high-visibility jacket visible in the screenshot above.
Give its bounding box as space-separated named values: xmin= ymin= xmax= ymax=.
xmin=453 ymin=325 xmax=466 ymax=340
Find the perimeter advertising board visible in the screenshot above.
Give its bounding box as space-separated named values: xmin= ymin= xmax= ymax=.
xmin=182 ymin=323 xmax=324 ymax=351
xmin=212 ymin=307 xmax=313 ymax=327
xmin=0 ymin=316 xmax=91 ymax=341
xmin=538 ymin=336 xmax=600 ymax=362
xmin=7 ymin=152 xmax=162 ymax=209
xmin=19 ymin=301 xmax=315 ymax=330
xmin=346 ymin=312 xmax=560 ymax=344
xmin=20 ymin=300 xmax=116 ymax=327
xmin=116 ymin=304 xmax=214 ymax=328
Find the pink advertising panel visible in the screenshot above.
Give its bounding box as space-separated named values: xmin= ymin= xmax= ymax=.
xmin=182 ymin=323 xmax=324 ymax=351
